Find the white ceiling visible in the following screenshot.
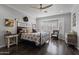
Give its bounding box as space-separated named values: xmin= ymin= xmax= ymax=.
xmin=6 ymin=4 xmax=74 ymax=18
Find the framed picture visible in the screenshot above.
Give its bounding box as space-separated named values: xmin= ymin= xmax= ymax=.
xmin=73 ymin=13 xmax=76 ymax=26
xmin=5 ymin=19 xmax=14 ymax=27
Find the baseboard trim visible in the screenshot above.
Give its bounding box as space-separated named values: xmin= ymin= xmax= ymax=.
xmin=77 ymin=47 xmax=79 ymax=50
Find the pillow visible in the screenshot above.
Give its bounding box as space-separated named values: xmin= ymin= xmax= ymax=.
xmin=26 ymin=27 xmax=32 ymax=33
xmin=22 ymin=28 xmax=27 ymax=33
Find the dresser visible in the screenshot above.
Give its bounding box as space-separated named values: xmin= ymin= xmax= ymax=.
xmin=67 ymin=32 xmax=77 ymax=46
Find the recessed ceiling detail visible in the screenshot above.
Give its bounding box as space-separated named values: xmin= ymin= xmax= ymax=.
xmin=6 ymin=4 xmax=74 ymax=17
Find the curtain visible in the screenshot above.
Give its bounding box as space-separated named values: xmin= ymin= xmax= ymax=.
xmin=38 ymin=20 xmax=58 ymax=33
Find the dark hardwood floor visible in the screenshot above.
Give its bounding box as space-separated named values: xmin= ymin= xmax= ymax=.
xmin=0 ymin=39 xmax=79 ymax=55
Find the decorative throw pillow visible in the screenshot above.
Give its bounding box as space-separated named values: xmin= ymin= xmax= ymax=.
xmin=26 ymin=27 xmax=32 ymax=33
xmin=22 ymin=28 xmax=27 ymax=33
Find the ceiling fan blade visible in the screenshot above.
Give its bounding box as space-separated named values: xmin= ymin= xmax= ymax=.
xmin=32 ymin=4 xmax=42 ymax=9
xmin=31 ymin=4 xmax=53 ymax=11
xmin=41 ymin=4 xmax=53 ymax=9
xmin=31 ymin=7 xmax=40 ymax=9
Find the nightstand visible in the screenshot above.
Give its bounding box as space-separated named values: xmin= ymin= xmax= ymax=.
xmin=4 ymin=34 xmax=18 ymax=48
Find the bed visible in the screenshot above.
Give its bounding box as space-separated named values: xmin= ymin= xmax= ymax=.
xmin=21 ymin=32 xmax=50 ymax=46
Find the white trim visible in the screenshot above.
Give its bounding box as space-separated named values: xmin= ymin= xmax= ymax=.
xmin=77 ymin=47 xmax=79 ymax=50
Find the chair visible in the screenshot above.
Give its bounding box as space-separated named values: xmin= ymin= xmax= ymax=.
xmin=51 ymin=30 xmax=59 ymax=39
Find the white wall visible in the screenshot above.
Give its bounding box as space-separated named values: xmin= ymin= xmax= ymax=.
xmin=36 ymin=13 xmax=71 ymax=40
xmin=71 ymin=5 xmax=79 ymax=50
xmin=0 ymin=5 xmax=36 ymax=48
xmin=0 ymin=5 xmax=24 ymax=47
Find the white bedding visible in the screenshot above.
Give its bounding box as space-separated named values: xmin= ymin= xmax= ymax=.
xmin=21 ymin=32 xmax=50 ymax=45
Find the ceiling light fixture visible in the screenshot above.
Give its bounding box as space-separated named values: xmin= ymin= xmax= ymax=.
xmin=32 ymin=4 xmax=53 ymax=10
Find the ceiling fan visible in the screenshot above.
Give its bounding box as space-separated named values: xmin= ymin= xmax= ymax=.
xmin=32 ymin=4 xmax=53 ymax=10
